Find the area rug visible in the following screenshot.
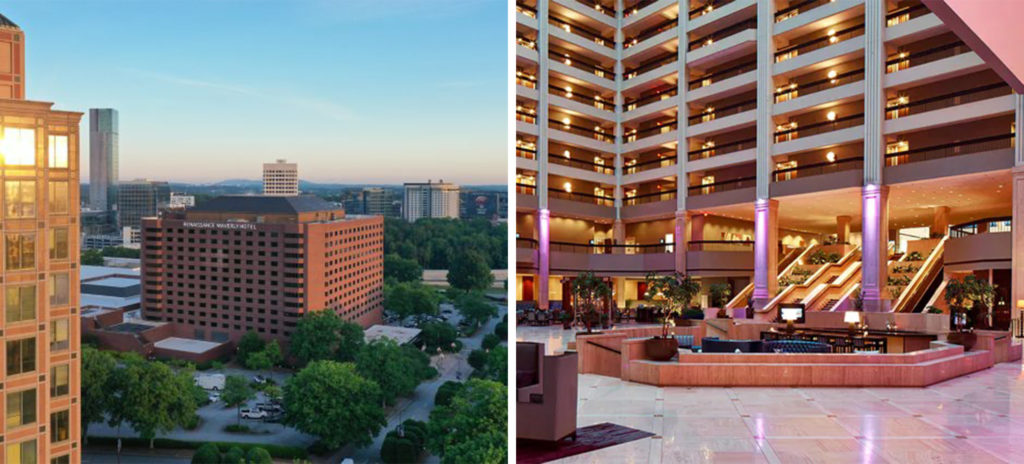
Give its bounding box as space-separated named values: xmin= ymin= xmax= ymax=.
xmin=517 ymin=422 xmax=655 ymax=463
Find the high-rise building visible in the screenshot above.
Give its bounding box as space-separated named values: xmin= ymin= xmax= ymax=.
xmin=262 ymin=158 xmax=298 ymax=196
xmin=140 ymin=195 xmax=384 ymax=345
xmin=361 ymin=187 xmax=399 ymax=217
xmin=0 ymin=13 xmax=82 ymax=464
xmin=403 ymin=180 xmax=460 ymax=221
xmin=168 ymin=192 xmax=196 ymax=209
xmin=117 ymin=179 xmax=170 ymax=232
xmin=515 ymin=0 xmax=1022 ymax=325
xmin=88 ymin=108 xmax=118 ymax=212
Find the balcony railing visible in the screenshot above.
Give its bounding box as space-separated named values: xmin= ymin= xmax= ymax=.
xmin=624 ymin=54 xmax=678 ymax=80
xmin=688 ymin=18 xmax=757 ymax=51
xmin=886 ymin=41 xmax=968 ymax=73
xmin=885 ymin=4 xmax=930 ymax=26
xmin=551 ymin=241 xmax=673 ymax=254
xmin=774 ymin=68 xmax=864 ymax=102
xmin=624 ymin=190 xmax=676 ymax=205
xmin=517 ymin=237 xmax=539 ymax=249
xmin=516 ymin=2 xmax=537 ymax=17
xmin=775 ymin=24 xmax=864 ymax=62
xmin=624 ymin=155 xmax=677 ymax=174
xmin=516 ymin=183 xmax=537 ymax=195
xmin=549 ymin=155 xmax=615 ymax=174
xmin=576 ymin=0 xmax=616 ymax=18
xmin=688 ymin=240 xmax=753 ymax=251
xmin=550 ymin=14 xmax=614 ymax=49
xmin=627 ymin=120 xmax=677 ymax=141
xmin=548 ymin=118 xmax=614 ymax=142
xmin=774 ymin=113 xmax=863 ymax=141
xmin=688 ymin=99 xmax=756 ymax=125
xmin=625 ymin=18 xmax=678 ymax=48
xmin=885 ymin=133 xmax=1014 ymax=166
xmin=517 ymin=34 xmax=537 ymax=50
xmin=884 ymin=83 xmax=1010 ymax=120
xmin=688 ymin=60 xmax=757 ymax=90
xmin=625 ymin=87 xmax=678 ymax=111
xmin=689 ymin=0 xmax=737 ymax=20
xmin=624 ymin=0 xmax=660 ymax=17
xmin=688 ymin=137 xmax=756 ymax=160
xmin=949 ymin=216 xmax=1011 ymax=238
xmin=549 ymin=49 xmax=614 ymax=78
xmin=516 ymin=109 xmax=537 ymax=124
xmin=773 ymin=156 xmax=863 ymax=182
xmin=516 ymin=145 xmax=536 ymax=159
xmin=515 ymin=70 xmax=538 ymax=88
xmin=548 ymin=188 xmax=615 ymax=206
xmin=688 ymin=175 xmax=756 ymax=195
xmin=775 ymin=0 xmax=833 ymax=23
xmin=549 ymin=84 xmax=612 ymax=111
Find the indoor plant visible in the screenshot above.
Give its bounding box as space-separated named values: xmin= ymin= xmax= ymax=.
xmin=709 ymin=283 xmax=732 ymax=318
xmin=943 ymin=275 xmax=996 ymax=350
xmin=571 ymin=271 xmax=611 ymax=334
xmin=642 ymin=272 xmax=700 ymax=361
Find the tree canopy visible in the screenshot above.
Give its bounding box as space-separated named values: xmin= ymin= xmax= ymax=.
xmin=427 ymin=379 xmax=507 ymax=464
xmin=106 ymin=353 xmax=199 ymax=447
xmin=355 ymin=338 xmax=428 ymax=405
xmin=447 ymin=249 xmax=494 ymax=293
xmin=384 ymin=253 xmax=423 ymax=283
xmin=81 ymin=346 xmax=117 ymax=440
xmin=385 ymin=281 xmax=440 ymax=318
xmin=289 ymin=310 xmax=365 ymax=366
xmin=221 ymin=375 xmax=255 ymax=425
xmin=454 ymin=292 xmax=498 ymax=329
xmin=283 ymin=361 xmax=386 ymax=449
xmin=383 ymin=217 xmax=505 ymax=270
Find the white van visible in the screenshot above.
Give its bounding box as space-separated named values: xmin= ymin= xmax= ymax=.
xmin=194 ymin=373 xmax=226 ymax=391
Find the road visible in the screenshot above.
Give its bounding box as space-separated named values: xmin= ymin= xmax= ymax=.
xmin=332 ymin=303 xmax=507 ymax=464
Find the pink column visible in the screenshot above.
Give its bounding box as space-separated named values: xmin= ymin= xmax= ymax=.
xmin=836 ymin=215 xmax=851 ymax=244
xmin=538 ymin=208 xmax=550 ymax=310
xmin=613 ymin=219 xmax=625 ymax=254
xmin=1013 ymin=167 xmax=1024 ymax=325
xmin=861 ymin=185 xmax=890 ymax=312
xmin=674 ymin=210 xmax=688 ymax=274
xmin=752 ymin=199 xmax=779 ymax=308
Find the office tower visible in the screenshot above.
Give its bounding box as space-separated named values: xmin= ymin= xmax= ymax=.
xmin=116 ymin=179 xmax=170 ymax=232
xmin=168 ymin=192 xmax=196 ymax=209
xmin=361 ymin=187 xmax=397 ymax=216
xmin=403 ymin=180 xmax=460 ymax=221
xmin=0 ymin=13 xmax=82 ymax=464
xmin=515 ymin=0 xmax=1021 ymax=326
xmin=89 ymin=108 xmax=118 ymax=212
xmin=262 ymin=158 xmax=298 ymax=196
xmin=140 ymin=195 xmax=384 ymax=344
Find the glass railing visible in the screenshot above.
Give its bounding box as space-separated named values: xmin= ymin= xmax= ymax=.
xmin=625 ymin=18 xmax=677 ymax=48
xmin=626 ymin=120 xmax=678 ymax=142
xmin=775 ymin=24 xmax=864 ymax=62
xmin=688 ymin=137 xmax=756 ymax=160
xmin=548 ymin=188 xmax=615 ymax=206
xmin=687 ymin=60 xmax=757 ymax=90
xmin=624 ymin=190 xmax=676 ymax=205
xmin=625 ymin=87 xmax=678 ymax=111
xmin=689 ymin=0 xmax=737 ymax=20
xmin=550 ymin=241 xmax=673 ymax=254
xmin=549 ymin=84 xmax=612 ymax=111
xmin=949 ymin=216 xmax=1011 ymax=238
xmin=688 ymin=240 xmax=753 ymax=251
xmin=688 ymin=99 xmax=756 ymax=125
xmin=550 ymin=14 xmax=614 ymax=49
xmin=624 ymin=54 xmax=678 ymax=80
xmin=549 ymin=49 xmax=614 ymax=79
xmin=885 ymin=3 xmax=929 ymax=26
xmin=775 ymin=0 xmax=834 ymax=23
xmin=773 ymin=113 xmax=863 ymax=141
xmin=773 ymin=156 xmax=862 ymax=182
xmin=884 ymin=83 xmax=1011 ymax=120
xmin=688 ymin=18 xmax=757 ymax=51
xmin=886 ymin=41 xmax=969 ymax=73
xmin=548 ymin=118 xmax=614 ymax=142
xmin=774 ymin=68 xmax=864 ymax=102
xmin=549 ymin=155 xmax=615 ymax=174
xmin=885 ymin=133 xmax=1013 ymax=166
xmin=688 ymin=175 xmax=756 ymax=195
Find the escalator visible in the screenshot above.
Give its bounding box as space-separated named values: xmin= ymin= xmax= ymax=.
xmin=725 ymin=243 xmax=814 ymax=311
xmin=756 ymin=245 xmax=860 ymax=321
xmin=891 ymin=237 xmax=946 ymax=313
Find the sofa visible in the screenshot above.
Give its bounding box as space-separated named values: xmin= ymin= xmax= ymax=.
xmin=763 ymin=340 xmax=831 ymax=353
xmin=516 ymin=342 xmax=578 ymax=442
xmin=702 ymin=338 xmax=764 ymax=353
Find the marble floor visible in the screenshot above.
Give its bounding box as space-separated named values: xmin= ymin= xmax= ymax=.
xmin=517 ymin=325 xmax=1024 ymax=463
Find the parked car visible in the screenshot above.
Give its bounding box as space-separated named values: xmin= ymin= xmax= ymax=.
xmin=239 ymin=408 xmax=268 ymax=420
xmin=252 ymin=375 xmax=268 ymax=385
xmin=194 ymin=373 xmax=225 ymax=391
xmin=256 ymin=402 xmax=283 ymax=413
xmin=208 ymin=393 xmax=220 ymax=403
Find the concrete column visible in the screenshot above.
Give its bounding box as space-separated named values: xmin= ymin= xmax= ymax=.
xmin=538 ymin=208 xmax=550 ymax=309
xmin=1014 ymin=94 xmax=1024 ymax=328
xmin=863 ymin=0 xmax=884 ymax=186
xmin=931 ymin=206 xmax=950 ymax=237
xmin=612 ymin=219 xmax=625 ymax=254
xmin=614 ymin=277 xmax=626 ymax=308
xmin=674 ymin=210 xmax=688 ymax=274
xmin=675 ymin=1 xmax=689 ymax=215
xmin=755 ymin=0 xmax=776 ymax=201
xmin=613 ymin=1 xmax=624 ymax=224
xmin=836 ymin=215 xmax=851 ymax=244
xmin=753 ymin=199 xmax=779 ymax=308
xmin=537 ymin=1 xmax=550 ymax=209
xmin=861 ymin=185 xmax=890 ymax=312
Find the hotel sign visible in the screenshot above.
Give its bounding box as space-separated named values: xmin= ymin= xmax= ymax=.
xmin=182 ymin=221 xmax=258 ymax=231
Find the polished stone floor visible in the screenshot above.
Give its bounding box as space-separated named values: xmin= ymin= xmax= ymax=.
xmin=517 ymin=325 xmax=1024 ymax=463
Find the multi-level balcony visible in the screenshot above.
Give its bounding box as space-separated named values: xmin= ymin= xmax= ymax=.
xmin=774 ymin=21 xmax=864 ymax=76
xmin=773 ymin=60 xmax=864 ymax=116
xmin=773 ymin=0 xmax=863 ymax=35
xmin=883 ymin=74 xmax=1013 ymax=136
xmin=885 ymin=3 xmax=943 ymax=43
xmin=547 ymin=110 xmax=614 ymax=152
xmin=687 ymin=127 xmax=756 ymax=171
xmin=773 ymin=102 xmax=864 ymax=156
xmin=549 ymin=78 xmax=615 ymax=120
xmin=516 ymin=170 xmax=539 ymax=210
xmin=884 ymin=34 xmax=985 ymax=89
xmin=687 ymin=162 xmax=756 ymax=208
xmin=517 ymin=1 xmax=539 ymax=27
xmin=624 ymin=84 xmax=678 ymax=121
xmin=624 ymin=115 xmax=678 ymax=144
xmin=687 ymin=55 xmax=757 ymax=103
xmin=622 ymin=180 xmax=677 ymax=220
xmin=687 ymin=91 xmax=756 ymax=137
xmin=623 ymin=15 xmax=678 ymax=58
xmin=548 ymin=46 xmax=616 ymax=88
xmin=623 ymin=51 xmax=679 ymax=91
xmin=548 ymin=142 xmax=615 ymax=184
xmin=687 ymin=17 xmax=757 ymax=67
xmin=548 ymin=174 xmax=616 ymax=218
xmin=548 ymin=10 xmax=616 ymax=57
xmin=885 ymin=117 xmax=1014 ymax=183
xmin=689 ymin=0 xmax=756 ymax=33
xmin=771 ymin=142 xmax=863 ymax=197
xmin=623 ymin=148 xmax=677 ymax=183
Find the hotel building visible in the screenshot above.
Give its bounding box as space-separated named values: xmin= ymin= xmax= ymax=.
xmin=515 ymin=0 xmax=1023 ymax=325
xmin=262 ymin=158 xmax=299 ymax=196
xmin=403 ymin=180 xmax=461 ymax=221
xmin=140 ymin=195 xmax=384 ymax=345
xmin=0 ymin=14 xmax=82 ymax=464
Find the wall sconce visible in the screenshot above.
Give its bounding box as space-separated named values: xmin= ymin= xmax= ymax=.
xmin=563 ymin=182 xmax=572 ymax=193
xmin=563 ymin=149 xmax=571 ymax=158
xmin=827 ymin=29 xmax=838 ymax=43
xmin=826 ymin=151 xmax=836 ymax=162
xmin=564 ymin=86 xmax=573 ymax=98
xmin=826 ymin=111 xmax=837 ymax=121
xmin=827 ymin=69 xmax=837 ymax=84
xmin=562 ymin=117 xmax=571 ymax=127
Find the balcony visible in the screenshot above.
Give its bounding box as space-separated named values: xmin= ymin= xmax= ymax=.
xmin=623 ymin=0 xmax=670 ymax=21
xmin=624 ymin=154 xmax=677 ymax=175
xmin=516 ymin=183 xmax=538 ymax=210
xmin=688 ymin=175 xmax=755 ymax=197
xmin=945 ymin=217 xmax=1011 ymax=271
xmin=687 ymin=175 xmax=756 ymax=208
xmin=774 ymin=25 xmax=864 ymax=76
xmin=773 ymin=113 xmax=863 ymax=155
xmin=687 ymin=99 xmax=757 ymax=137
xmin=550 ymin=244 xmax=675 ymax=275
xmin=548 ymin=50 xmax=615 ymax=88
xmin=626 ymin=120 xmax=678 ymax=142
xmin=547 ymin=118 xmax=614 ymax=145
xmin=688 ymin=0 xmax=740 ymax=21
xmin=516 ymin=2 xmax=538 ymax=27
xmin=548 ymin=86 xmax=614 ymax=120
xmin=688 ymin=137 xmax=756 ymax=161
xmin=516 ymin=237 xmax=538 ymax=268
xmin=773 ymin=68 xmax=864 ymax=115
xmin=885 ymin=5 xmax=942 ymax=44
xmin=687 ymin=21 xmax=757 ymax=67
xmin=883 ymin=84 xmax=1013 ymax=135
xmin=549 ymin=14 xmax=614 ymax=54
xmin=687 ymin=60 xmax=757 ymax=101
xmin=771 ymin=156 xmax=863 ymax=197
xmin=689 ymin=0 xmax=755 ymax=34
xmin=549 ymin=188 xmax=614 ymax=206
xmin=886 ymin=133 xmax=1013 ymax=168
xmin=624 ymin=17 xmax=678 ymax=56
xmin=624 ymin=88 xmax=679 ymax=121
xmin=774 ymin=0 xmax=863 ymax=36
xmin=562 ymin=0 xmax=617 ymax=26
xmin=548 ymin=156 xmax=615 ymax=184
xmin=548 ymin=189 xmax=615 ymax=219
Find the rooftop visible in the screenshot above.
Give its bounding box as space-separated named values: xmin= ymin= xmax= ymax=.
xmin=0 ymin=14 xmax=18 ymax=29
xmin=154 ymin=337 xmax=226 ymax=354
xmin=191 ymin=195 xmax=340 ymax=215
xmin=364 ymin=325 xmax=422 ymax=345
xmin=81 ymin=265 xmax=141 ymax=281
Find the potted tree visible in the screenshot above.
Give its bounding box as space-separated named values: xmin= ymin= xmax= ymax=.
xmin=709 ymin=283 xmax=732 ymax=318
xmin=643 ymin=272 xmax=700 ymax=361
xmin=571 ymin=272 xmax=612 ymax=334
xmin=943 ymin=275 xmax=996 ymax=350
xmin=559 ymin=311 xmax=573 ymax=330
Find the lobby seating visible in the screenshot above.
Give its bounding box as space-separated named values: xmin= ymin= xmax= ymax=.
xmin=517 ymin=342 xmax=579 ymax=442
xmin=674 ymin=334 xmax=695 ymax=349
xmin=702 ymin=338 xmax=763 ymax=353
xmin=763 ymin=339 xmax=831 ymax=353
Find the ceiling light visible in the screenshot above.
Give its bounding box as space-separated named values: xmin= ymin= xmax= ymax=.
xmin=826 ymin=151 xmax=836 ymax=162
xmin=826 ymin=111 xmax=837 ymax=121
xmin=827 ymin=70 xmax=837 ymax=79
xmin=563 ymin=182 xmax=572 ymax=193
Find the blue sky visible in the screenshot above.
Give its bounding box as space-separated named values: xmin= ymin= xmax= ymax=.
xmin=7 ymin=0 xmax=505 ymax=184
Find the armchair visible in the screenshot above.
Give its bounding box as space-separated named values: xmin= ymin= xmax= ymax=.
xmin=516 ymin=342 xmax=578 ymax=442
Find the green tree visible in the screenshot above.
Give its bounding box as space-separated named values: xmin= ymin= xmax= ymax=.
xmin=190 ymin=443 xmax=220 ymax=463
xmin=235 ymin=331 xmax=265 ymax=366
xmin=427 ymin=379 xmax=507 ymax=464
xmin=447 ymin=249 xmax=493 ymax=293
xmin=107 ymin=355 xmax=199 ymax=448
xmin=454 ymin=292 xmax=497 ymax=329
xmin=222 ymin=446 xmax=245 ymax=464
xmin=263 ymin=339 xmax=283 ymax=367
xmin=245 ymin=351 xmax=272 ymax=370
xmin=81 ymin=249 xmax=104 ymax=265
xmin=384 ymin=253 xmax=423 ymax=283
xmin=336 ymin=320 xmax=366 ymax=363
xmin=263 ymin=384 xmax=283 ymax=403
xmin=81 ymin=346 xmax=117 ymax=441
xmin=246 ymin=447 xmax=273 ymax=464
xmin=283 ymin=361 xmax=386 ymax=449
xmin=644 ymin=272 xmax=701 ymax=338
xmin=221 ymin=375 xmax=255 ymax=425
xmin=290 ymin=310 xmax=344 ymax=366
xmin=481 ymin=334 xmax=501 ymax=351
xmin=434 ymin=381 xmax=464 ymax=407
xmin=468 ymin=350 xmax=487 ymax=370
xmin=356 ymin=339 xmax=422 ymax=405
xmin=385 ymin=281 xmax=440 ymax=318
xmin=419 ymin=322 xmax=459 ymax=352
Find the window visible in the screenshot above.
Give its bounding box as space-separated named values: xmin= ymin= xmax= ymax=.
xmin=1 ymin=127 xmax=36 ymax=166
xmin=50 ymin=364 xmax=69 ymax=396
xmin=48 ymin=135 xmax=68 ymax=168
xmin=50 ymin=410 xmax=70 ymax=443
xmin=4 ymin=180 xmax=35 ymax=218
xmin=52 ymin=455 xmax=71 ymax=464
xmin=49 ymin=273 xmax=69 ymax=306
xmin=49 ymin=181 xmax=69 ymax=214
xmin=6 ymin=439 xmax=36 ymax=464
xmin=6 ymin=388 xmax=36 ymax=427
xmin=5 ymin=285 xmax=35 ymax=323
xmin=6 ymin=337 xmax=36 ymax=375
xmin=49 ymin=228 xmax=69 ymax=260
xmin=6 ymin=232 xmax=36 ymax=270
xmin=51 ymin=319 xmax=69 ymax=351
